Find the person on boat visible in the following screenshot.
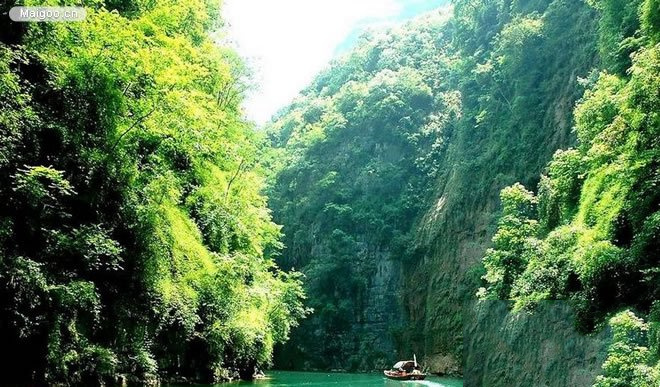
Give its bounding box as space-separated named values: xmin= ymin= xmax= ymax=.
xmin=252 ymin=366 xmax=266 ymax=379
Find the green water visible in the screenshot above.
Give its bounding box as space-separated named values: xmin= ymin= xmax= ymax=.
xmin=191 ymin=371 xmax=463 ymax=387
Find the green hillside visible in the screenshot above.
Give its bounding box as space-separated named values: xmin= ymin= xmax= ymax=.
xmin=0 ymin=0 xmax=658 ymax=385
xmin=0 ymin=0 xmax=306 ymax=384
xmin=266 ymin=0 xmax=659 ymax=382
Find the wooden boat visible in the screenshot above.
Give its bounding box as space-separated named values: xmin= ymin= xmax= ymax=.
xmin=384 ymin=370 xmax=427 ymax=381
xmin=384 ymin=356 xmax=427 ymax=381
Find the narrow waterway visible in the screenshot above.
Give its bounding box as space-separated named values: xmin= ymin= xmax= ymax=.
xmin=183 ymin=371 xmax=463 ymax=386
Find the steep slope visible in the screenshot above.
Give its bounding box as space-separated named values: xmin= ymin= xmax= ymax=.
xmin=267 ymin=10 xmax=457 ymax=370
xmin=464 ymin=301 xmax=609 ymax=386
xmin=0 ymin=0 xmax=305 ymax=384
xmin=407 ymin=0 xmax=601 ymax=372
xmin=479 ymin=0 xmax=660 ymax=383
xmin=267 ymin=0 xmax=604 ymax=374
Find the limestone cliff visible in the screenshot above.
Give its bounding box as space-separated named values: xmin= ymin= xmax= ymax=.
xmin=464 ymin=301 xmax=610 ymax=387
xmin=402 ymin=0 xmax=601 ymax=375
xmin=269 ymin=0 xmax=606 ymax=377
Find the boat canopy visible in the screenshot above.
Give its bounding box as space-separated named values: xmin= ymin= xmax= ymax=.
xmin=392 ymin=361 xmax=415 ymax=369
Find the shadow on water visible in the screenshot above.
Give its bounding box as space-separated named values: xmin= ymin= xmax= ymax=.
xmin=177 ymin=371 xmax=463 ymax=387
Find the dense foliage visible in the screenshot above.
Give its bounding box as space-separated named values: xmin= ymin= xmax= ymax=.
xmin=0 ymin=0 xmax=306 ymax=384
xmin=266 ymin=11 xmax=457 ymax=370
xmin=594 ymin=310 xmax=659 ymax=387
xmin=267 ymin=0 xmax=603 ymax=372
xmin=1 ymin=0 xmax=656 ymax=382
xmin=480 ymin=0 xmax=659 ymax=384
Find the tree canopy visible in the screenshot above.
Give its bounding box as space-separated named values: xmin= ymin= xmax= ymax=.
xmin=0 ymin=0 xmax=306 ymax=384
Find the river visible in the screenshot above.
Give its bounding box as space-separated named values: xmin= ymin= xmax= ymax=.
xmin=181 ymin=371 xmax=463 ymax=386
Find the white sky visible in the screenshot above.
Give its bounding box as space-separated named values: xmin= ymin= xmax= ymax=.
xmin=223 ymin=0 xmax=440 ymax=125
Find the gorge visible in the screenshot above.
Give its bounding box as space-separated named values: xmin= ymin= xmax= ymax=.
xmin=0 ymin=0 xmax=658 ymax=386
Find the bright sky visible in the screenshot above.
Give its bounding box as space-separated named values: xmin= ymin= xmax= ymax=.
xmin=223 ymin=0 xmax=447 ymax=125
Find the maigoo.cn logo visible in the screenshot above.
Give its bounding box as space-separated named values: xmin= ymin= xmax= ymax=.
xmin=9 ymin=6 xmax=87 ymax=22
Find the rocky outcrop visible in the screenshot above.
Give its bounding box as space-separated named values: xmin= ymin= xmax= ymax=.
xmin=464 ymin=301 xmax=610 ymax=387
xmin=358 ymin=248 xmax=403 ymax=367
xmin=403 ymin=0 xmax=601 ymax=375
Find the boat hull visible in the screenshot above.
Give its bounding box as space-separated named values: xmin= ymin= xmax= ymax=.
xmin=384 ymin=371 xmax=427 ymax=381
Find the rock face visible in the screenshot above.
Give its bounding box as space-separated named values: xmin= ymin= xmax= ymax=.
xmin=359 ymin=249 xmax=403 ymax=366
xmin=273 ymin=238 xmax=407 ymax=371
xmin=400 ymin=0 xmax=601 ymax=374
xmin=464 ymin=301 xmax=610 ymax=387
xmin=270 ymin=0 xmax=604 ymax=377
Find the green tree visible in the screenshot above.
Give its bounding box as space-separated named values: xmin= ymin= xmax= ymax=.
xmin=594 ymin=311 xmax=660 ymax=387
xmin=0 ymin=0 xmax=306 ymax=383
xmin=481 ymin=184 xmax=540 ymax=299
